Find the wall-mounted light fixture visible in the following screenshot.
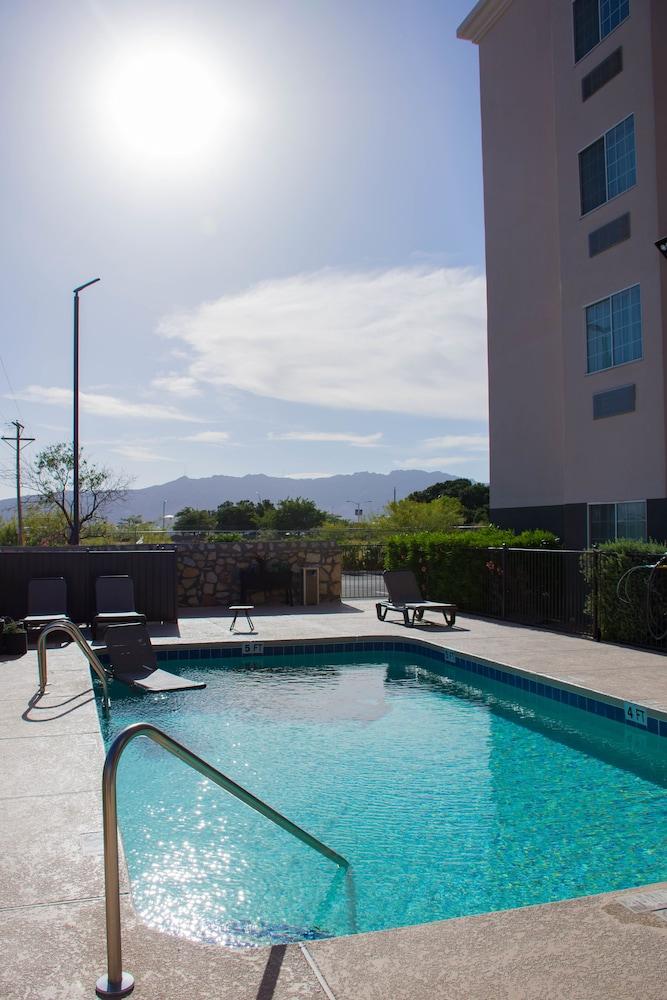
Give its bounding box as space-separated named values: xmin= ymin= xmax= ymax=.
xmin=656 ymin=237 xmax=667 ymax=259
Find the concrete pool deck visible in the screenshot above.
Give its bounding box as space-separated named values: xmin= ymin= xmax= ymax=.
xmin=3 ymin=600 xmax=667 ymax=999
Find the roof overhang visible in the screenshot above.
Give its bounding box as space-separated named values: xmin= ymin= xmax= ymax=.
xmin=457 ymin=0 xmax=514 ymax=43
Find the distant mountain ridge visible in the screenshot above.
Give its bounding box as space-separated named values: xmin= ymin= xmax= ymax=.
xmin=0 ymin=470 xmax=459 ymax=523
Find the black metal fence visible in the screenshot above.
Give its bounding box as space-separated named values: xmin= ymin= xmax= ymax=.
xmin=342 ymin=572 xmax=388 ymax=600
xmin=0 ymin=546 xmax=177 ymax=624
xmin=342 ymin=542 xmax=667 ymax=651
xmin=471 ymin=547 xmax=596 ymax=635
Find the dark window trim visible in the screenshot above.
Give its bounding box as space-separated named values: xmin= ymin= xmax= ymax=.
xmin=582 ymin=47 xmax=623 ymax=101
xmin=592 ymin=383 xmax=635 ymax=419
xmin=588 ymin=212 xmax=631 ymax=257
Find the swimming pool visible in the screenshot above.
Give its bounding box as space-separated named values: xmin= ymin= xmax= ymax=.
xmin=97 ymin=643 xmax=667 ymax=948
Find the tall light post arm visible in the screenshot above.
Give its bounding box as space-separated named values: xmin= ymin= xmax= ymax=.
xmin=72 ymin=277 xmax=100 ymax=545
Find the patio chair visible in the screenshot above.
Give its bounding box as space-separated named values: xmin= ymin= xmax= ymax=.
xmin=104 ymin=623 xmax=205 ymax=691
xmin=376 ymin=570 xmax=457 ymax=628
xmin=23 ymin=577 xmax=70 ymax=634
xmin=94 ymin=575 xmax=146 ymax=639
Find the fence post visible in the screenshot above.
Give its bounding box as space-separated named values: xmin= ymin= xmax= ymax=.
xmin=592 ymin=549 xmax=601 ymax=642
xmin=501 ymin=545 xmax=507 ymax=620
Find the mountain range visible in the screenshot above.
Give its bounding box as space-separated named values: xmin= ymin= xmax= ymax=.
xmin=0 ymin=470 xmax=457 ymax=523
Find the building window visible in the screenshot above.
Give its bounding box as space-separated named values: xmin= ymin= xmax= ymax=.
xmin=579 ymin=115 xmax=636 ymax=214
xmin=586 ymin=284 xmax=641 ymax=373
xmin=574 ymin=0 xmax=629 ymax=62
xmin=589 ymin=501 xmax=646 ymax=545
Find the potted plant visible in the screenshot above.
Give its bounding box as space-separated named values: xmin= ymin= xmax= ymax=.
xmin=1 ymin=618 xmax=28 ymax=656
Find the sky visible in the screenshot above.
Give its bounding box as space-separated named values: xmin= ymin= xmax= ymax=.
xmin=0 ymin=0 xmax=486 ymax=500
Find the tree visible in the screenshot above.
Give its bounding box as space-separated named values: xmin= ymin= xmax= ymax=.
xmin=408 ymin=478 xmax=489 ymax=523
xmin=215 ymin=500 xmax=271 ymax=531
xmin=25 ymin=443 xmax=129 ymax=544
xmin=114 ymin=514 xmax=169 ymax=543
xmin=257 ymin=497 xmax=328 ymax=531
xmin=372 ymin=496 xmax=464 ymax=533
xmin=173 ymin=506 xmax=217 ymax=531
xmin=0 ymin=506 xmax=74 ymax=545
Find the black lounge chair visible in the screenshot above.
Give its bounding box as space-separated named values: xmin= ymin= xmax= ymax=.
xmin=23 ymin=577 xmax=70 ymax=635
xmin=94 ymin=575 xmax=146 ymax=639
xmin=376 ymin=570 xmax=457 ymax=628
xmin=104 ymin=624 xmax=205 ymax=692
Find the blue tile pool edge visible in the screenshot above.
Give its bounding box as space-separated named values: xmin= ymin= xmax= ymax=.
xmin=97 ymin=637 xmax=663 ymax=736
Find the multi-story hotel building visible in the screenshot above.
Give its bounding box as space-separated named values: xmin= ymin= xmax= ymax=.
xmin=458 ymin=0 xmax=667 ymax=547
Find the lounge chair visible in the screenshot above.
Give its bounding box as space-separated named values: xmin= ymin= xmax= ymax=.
xmin=376 ymin=570 xmax=457 ymax=628
xmin=104 ymin=623 xmax=205 ymax=692
xmin=94 ymin=575 xmax=146 ymax=639
xmin=23 ymin=577 xmax=70 ymax=635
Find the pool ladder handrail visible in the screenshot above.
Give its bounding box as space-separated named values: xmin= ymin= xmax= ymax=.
xmin=96 ymin=722 xmax=349 ymax=998
xmin=37 ymin=620 xmax=110 ymax=716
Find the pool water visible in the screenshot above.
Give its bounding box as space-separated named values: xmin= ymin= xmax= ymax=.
xmin=97 ymin=650 xmax=667 ymax=947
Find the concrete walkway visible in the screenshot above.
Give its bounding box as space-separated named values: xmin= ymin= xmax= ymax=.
xmin=2 ymin=601 xmax=667 ymax=999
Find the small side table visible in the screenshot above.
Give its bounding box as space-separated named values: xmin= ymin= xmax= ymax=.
xmin=229 ymin=605 xmax=256 ymax=633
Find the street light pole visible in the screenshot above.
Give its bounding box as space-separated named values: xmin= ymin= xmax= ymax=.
xmin=72 ymin=277 xmax=100 ymax=545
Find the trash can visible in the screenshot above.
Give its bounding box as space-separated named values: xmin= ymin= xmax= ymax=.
xmin=301 ymin=566 xmax=320 ymax=606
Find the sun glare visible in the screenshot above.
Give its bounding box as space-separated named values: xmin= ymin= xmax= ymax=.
xmin=100 ymin=40 xmax=245 ymax=169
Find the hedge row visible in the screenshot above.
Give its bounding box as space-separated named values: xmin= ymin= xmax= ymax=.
xmin=583 ymin=539 xmax=667 ymax=644
xmin=384 ymin=527 xmax=559 ymax=612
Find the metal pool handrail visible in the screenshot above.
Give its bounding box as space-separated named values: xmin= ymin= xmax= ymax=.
xmin=96 ymin=722 xmax=349 ymax=998
xmin=37 ymin=620 xmax=110 ymax=716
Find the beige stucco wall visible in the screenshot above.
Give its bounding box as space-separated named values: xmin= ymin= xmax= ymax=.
xmin=551 ymin=0 xmax=666 ymax=505
xmin=652 ymin=0 xmax=667 ymax=484
xmin=477 ymin=0 xmax=565 ymax=510
xmin=466 ymin=0 xmax=667 ymax=513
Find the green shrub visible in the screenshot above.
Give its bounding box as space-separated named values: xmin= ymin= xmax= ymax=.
xmin=340 ymin=543 xmax=386 ymax=571
xmin=384 ymin=526 xmax=559 ymax=612
xmin=582 ymin=539 xmax=667 ymax=643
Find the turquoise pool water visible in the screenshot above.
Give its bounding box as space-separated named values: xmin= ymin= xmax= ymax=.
xmin=98 ymin=650 xmax=667 ymax=947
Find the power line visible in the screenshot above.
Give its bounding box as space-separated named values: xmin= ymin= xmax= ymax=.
xmin=0 ymin=353 xmax=23 ymax=421
xmin=1 ymin=421 xmax=35 ymax=545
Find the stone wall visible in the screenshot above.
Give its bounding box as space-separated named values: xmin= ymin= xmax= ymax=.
xmin=177 ymin=540 xmax=341 ymax=608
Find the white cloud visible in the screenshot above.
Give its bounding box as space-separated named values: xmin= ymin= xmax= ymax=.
xmin=282 ymin=471 xmax=335 ymax=479
xmin=13 ymin=385 xmax=202 ymax=422
xmin=397 ymin=455 xmax=478 ymax=470
xmin=268 ymin=431 xmax=383 ymax=447
xmin=421 ymin=434 xmax=488 ymax=452
xmin=151 ymin=374 xmax=201 ymax=398
xmin=113 ymin=445 xmax=177 ymax=463
xmin=158 ymin=266 xmax=487 ymax=419
xmin=182 ymin=430 xmax=230 ymax=443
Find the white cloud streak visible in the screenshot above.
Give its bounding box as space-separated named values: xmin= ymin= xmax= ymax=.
xmin=282 ymin=471 xmax=335 ymax=479
xmin=13 ymin=385 xmax=202 ymax=422
xmin=182 ymin=430 xmax=230 ymax=443
xmin=268 ymin=431 xmax=383 ymax=447
xmin=158 ymin=266 xmax=487 ymax=419
xmin=421 ymin=434 xmax=488 ymax=452
xmin=151 ymin=374 xmax=202 ymax=398
xmin=397 ymin=455 xmax=478 ymax=469
xmin=113 ymin=445 xmax=177 ymax=463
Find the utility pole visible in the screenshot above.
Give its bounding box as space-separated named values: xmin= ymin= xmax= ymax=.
xmin=1 ymin=421 xmax=35 ymax=545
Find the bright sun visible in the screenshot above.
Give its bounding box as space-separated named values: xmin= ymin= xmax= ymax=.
xmin=100 ymin=40 xmax=242 ymax=168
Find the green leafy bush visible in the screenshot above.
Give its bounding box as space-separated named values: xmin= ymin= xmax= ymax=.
xmin=582 ymin=539 xmax=667 ymax=644
xmin=384 ymin=526 xmax=559 ymax=611
xmin=340 ymin=543 xmax=386 ymax=571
